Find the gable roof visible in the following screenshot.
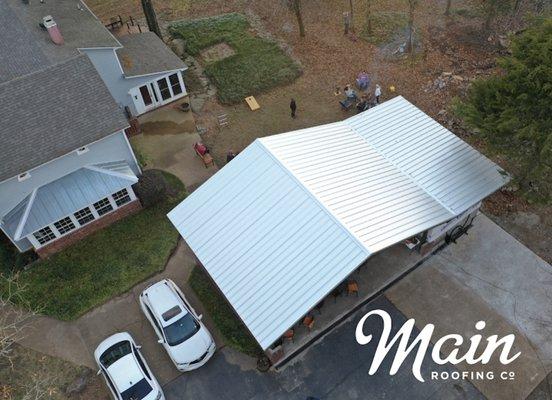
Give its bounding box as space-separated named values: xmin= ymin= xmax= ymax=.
xmin=0 ymin=55 xmax=130 ymax=182
xmin=116 ymin=32 xmax=186 ymax=77
xmin=0 ymin=0 xmax=120 ymax=83
xmin=167 ymin=96 xmax=509 ymax=349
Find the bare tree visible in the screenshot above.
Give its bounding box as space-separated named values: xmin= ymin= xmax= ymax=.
xmin=141 ymin=0 xmax=162 ymax=38
xmin=406 ymin=0 xmax=418 ymax=53
xmin=292 ymin=0 xmax=306 ymax=37
xmin=445 ymin=0 xmax=452 ymax=15
xmin=349 ymin=0 xmax=355 ymax=32
xmin=365 ymin=0 xmax=373 ymax=35
xmin=483 ymin=0 xmax=498 ymax=32
xmin=0 ymin=275 xmax=36 ymax=368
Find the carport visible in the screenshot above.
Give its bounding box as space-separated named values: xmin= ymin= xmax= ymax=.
xmin=167 ymin=96 xmax=509 ymax=365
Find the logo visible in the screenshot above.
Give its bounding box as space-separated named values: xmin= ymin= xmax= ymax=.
xmin=355 ymin=309 xmax=520 ymax=382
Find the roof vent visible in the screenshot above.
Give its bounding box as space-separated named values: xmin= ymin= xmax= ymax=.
xmin=42 ymin=15 xmax=64 ymax=45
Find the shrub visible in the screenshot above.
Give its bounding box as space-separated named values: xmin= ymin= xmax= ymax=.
xmin=133 ymin=169 xmax=169 ymax=208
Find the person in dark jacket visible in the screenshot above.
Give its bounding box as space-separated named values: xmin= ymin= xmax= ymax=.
xmin=290 ymin=98 xmax=297 ymax=118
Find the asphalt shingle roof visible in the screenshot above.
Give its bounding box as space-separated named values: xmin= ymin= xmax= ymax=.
xmin=0 ymin=56 xmax=129 ymax=182
xmin=0 ymin=0 xmax=120 ymax=83
xmin=116 ymin=32 xmax=186 ymax=77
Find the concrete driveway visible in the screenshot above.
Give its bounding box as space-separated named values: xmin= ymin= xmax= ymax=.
xmin=387 ymin=214 xmax=552 ymax=400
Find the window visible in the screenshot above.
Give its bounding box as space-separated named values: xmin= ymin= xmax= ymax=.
xmin=112 ymin=188 xmax=131 ymax=207
xmin=74 ymin=207 xmax=95 ymax=225
xmin=157 ymin=78 xmax=171 ymax=100
xmin=18 ymin=172 xmax=30 ymax=182
xmin=93 ymin=197 xmax=113 ymax=216
xmin=33 ymin=226 xmax=56 ymax=245
xmin=54 ymin=216 xmax=75 ymax=235
xmin=76 ymin=146 xmax=89 ymax=155
xmin=168 ymin=73 xmax=183 ymax=95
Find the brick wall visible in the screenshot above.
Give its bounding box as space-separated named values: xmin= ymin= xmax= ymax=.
xmin=36 ymin=200 xmax=142 ymax=258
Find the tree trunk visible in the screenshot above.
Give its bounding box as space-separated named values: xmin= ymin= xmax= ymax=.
xmin=483 ymin=0 xmax=497 ymax=32
xmin=406 ymin=0 xmax=416 ymax=53
xmin=366 ymin=0 xmax=372 ymax=34
xmin=293 ymin=0 xmax=306 ymax=37
xmin=141 ymin=0 xmax=162 ymax=38
xmin=349 ymin=0 xmax=355 ymax=33
xmin=512 ymin=0 xmax=523 ymax=16
xmin=445 ymin=0 xmax=452 ymax=16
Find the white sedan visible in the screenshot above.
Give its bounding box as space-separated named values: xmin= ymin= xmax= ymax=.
xmin=139 ymin=279 xmax=216 ymax=371
xmin=94 ymin=332 xmax=164 ymax=400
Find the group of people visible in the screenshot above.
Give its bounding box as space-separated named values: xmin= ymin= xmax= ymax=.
xmin=342 ymin=80 xmax=382 ymax=113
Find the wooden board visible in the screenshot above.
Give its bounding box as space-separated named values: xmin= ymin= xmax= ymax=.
xmin=245 ymin=96 xmax=260 ymax=111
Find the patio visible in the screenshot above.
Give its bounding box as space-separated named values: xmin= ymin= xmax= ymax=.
xmin=271 ymin=240 xmax=436 ymax=368
xmin=131 ymin=100 xmax=218 ymax=190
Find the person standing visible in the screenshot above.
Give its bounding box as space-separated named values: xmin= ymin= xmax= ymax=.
xmin=290 ymin=98 xmax=297 ymax=118
xmin=375 ymin=84 xmax=382 ymax=104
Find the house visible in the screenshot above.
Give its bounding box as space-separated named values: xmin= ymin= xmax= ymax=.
xmin=167 ymin=96 xmax=510 ymax=356
xmin=0 ymin=0 xmax=190 ymax=257
xmin=0 ymin=55 xmax=141 ymax=258
xmin=1 ymin=0 xmax=188 ymax=117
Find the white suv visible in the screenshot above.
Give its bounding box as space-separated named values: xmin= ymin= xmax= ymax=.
xmin=139 ymin=279 xmax=216 ymax=371
xmin=94 ymin=332 xmax=164 ymax=400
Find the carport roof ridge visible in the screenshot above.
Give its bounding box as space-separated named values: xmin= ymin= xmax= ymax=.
xmin=167 ymin=96 xmax=509 ymax=349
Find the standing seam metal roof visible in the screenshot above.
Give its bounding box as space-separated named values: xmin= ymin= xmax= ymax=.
xmin=168 ymin=96 xmax=509 ymax=349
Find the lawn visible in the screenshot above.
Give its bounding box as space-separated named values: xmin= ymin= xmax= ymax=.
xmin=189 ymin=266 xmax=262 ymax=357
xmin=1 ymin=172 xmax=185 ymax=320
xmin=169 ymin=13 xmax=302 ymax=104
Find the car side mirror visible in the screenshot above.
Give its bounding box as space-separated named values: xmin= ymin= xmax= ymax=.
xmin=136 ymin=345 xmax=142 ymax=349
xmin=198 ymin=314 xmax=203 ymax=321
xmin=157 ymin=338 xmax=164 ymax=344
xmin=97 ymin=369 xmax=102 ymax=376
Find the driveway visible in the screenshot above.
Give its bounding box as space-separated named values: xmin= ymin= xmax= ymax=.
xmin=164 ymin=295 xmax=484 ymax=400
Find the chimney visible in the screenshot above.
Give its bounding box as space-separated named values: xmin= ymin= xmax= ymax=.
xmin=42 ymin=15 xmax=64 ymax=45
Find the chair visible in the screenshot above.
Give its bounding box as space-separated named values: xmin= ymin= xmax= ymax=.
xmin=303 ymin=315 xmax=315 ymax=331
xmin=347 ymin=279 xmax=359 ymax=297
xmin=283 ymin=329 xmax=295 ymax=343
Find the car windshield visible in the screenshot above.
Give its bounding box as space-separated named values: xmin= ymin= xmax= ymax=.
xmin=120 ymin=378 xmax=153 ymax=400
xmin=163 ymin=312 xmax=200 ymax=346
xmin=100 ymin=341 xmax=131 ymax=368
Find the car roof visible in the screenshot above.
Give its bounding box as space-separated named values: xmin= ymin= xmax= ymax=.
xmin=143 ymin=280 xmax=189 ymax=327
xmin=107 ymin=352 xmax=146 ymax=393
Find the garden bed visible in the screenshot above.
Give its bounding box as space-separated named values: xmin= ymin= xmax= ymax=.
xmin=0 ymin=172 xmax=185 ymax=320
xmin=169 ymin=13 xmax=302 ymax=104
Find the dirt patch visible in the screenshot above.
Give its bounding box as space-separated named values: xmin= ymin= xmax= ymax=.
xmin=141 ymin=120 xmax=196 ymax=135
xmin=200 ymin=42 xmax=236 ymax=63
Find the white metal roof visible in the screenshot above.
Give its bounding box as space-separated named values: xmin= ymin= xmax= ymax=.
xmin=168 ymin=96 xmax=508 ymax=349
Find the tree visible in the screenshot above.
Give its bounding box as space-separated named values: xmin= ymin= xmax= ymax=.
xmin=406 ymin=0 xmax=418 ymax=53
xmin=366 ymin=0 xmax=373 ymax=35
xmin=292 ymin=0 xmax=306 ymax=37
xmin=454 ymin=18 xmax=552 ymax=202
xmin=141 ymin=0 xmax=162 ymax=38
xmin=445 ymin=0 xmax=452 ymax=16
xmin=349 ymin=0 xmax=355 ymax=33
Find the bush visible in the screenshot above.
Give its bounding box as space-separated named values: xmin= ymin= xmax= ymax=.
xmin=133 ymin=169 xmax=168 ymax=208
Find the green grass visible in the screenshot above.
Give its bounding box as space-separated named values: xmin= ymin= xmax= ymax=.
xmin=169 ymin=13 xmax=302 ymax=104
xmin=189 ymin=266 xmax=262 ymax=357
xmin=360 ymin=12 xmax=408 ymax=45
xmin=1 ymin=172 xmax=185 ymax=320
